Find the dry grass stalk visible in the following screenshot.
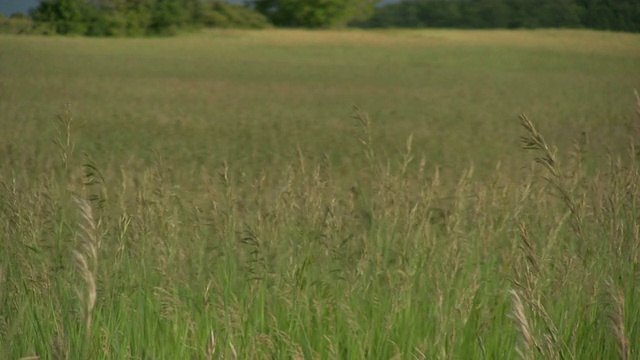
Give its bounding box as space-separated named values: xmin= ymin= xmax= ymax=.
xmin=528 ymin=297 xmax=568 ymax=360
xmin=634 ymin=89 xmax=640 ymax=157
xmin=73 ymin=196 xmax=98 ymax=337
xmin=510 ymin=289 xmax=537 ymax=360
xmin=520 ymin=114 xmax=586 ymax=248
xmin=635 ymin=89 xmax=640 ymax=120
xmin=607 ymin=283 xmax=630 ymax=360
xmin=413 ymin=347 xmax=427 ymax=360
xmin=52 ymin=103 xmax=75 ymax=171
xmin=206 ymin=329 xmax=216 ymax=360
xmin=153 ymin=286 xmax=178 ymax=320
xmin=82 ymin=153 xmax=107 ymax=208
xmin=517 ymin=222 xmax=539 ymax=275
xmin=400 ymin=133 xmax=414 ymax=176
xmin=568 ymin=131 xmax=588 ymax=186
xmin=353 ymin=106 xmax=375 ymax=168
xmin=229 ymin=339 xmax=238 ymax=360
xmin=520 ymin=114 xmax=559 ymax=178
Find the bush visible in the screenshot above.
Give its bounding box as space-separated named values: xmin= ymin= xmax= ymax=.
xmin=30 ymin=0 xmax=97 ymax=35
xmin=27 ymin=0 xmax=272 ymax=36
xmin=358 ymin=0 xmax=640 ymax=33
xmin=0 ymin=15 xmax=56 ymax=35
xmin=9 ymin=13 xmax=28 ymax=20
xmin=254 ymin=0 xmax=376 ymax=28
xmin=202 ymin=2 xmax=272 ymax=29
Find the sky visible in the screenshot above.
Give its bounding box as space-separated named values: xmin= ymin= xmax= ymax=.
xmin=1 ymin=0 xmax=43 ymax=15
xmin=0 ymin=0 xmax=399 ymax=17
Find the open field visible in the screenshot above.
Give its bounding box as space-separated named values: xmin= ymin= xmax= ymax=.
xmin=1 ymin=29 xmax=640 ymax=358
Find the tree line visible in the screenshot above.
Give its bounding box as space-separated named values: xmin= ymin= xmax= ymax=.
xmin=2 ymin=0 xmax=638 ymax=36
xmin=359 ymin=0 xmax=640 ymax=33
xmin=24 ymin=0 xmax=271 ymax=36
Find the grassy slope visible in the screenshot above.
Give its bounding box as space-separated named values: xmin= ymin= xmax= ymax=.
xmin=1 ymin=29 xmax=640 ymax=359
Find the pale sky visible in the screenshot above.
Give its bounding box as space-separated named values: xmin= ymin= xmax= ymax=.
xmin=0 ymin=0 xmax=40 ymax=16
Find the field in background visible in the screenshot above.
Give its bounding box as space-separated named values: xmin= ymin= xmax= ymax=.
xmin=1 ymin=29 xmax=640 ymax=359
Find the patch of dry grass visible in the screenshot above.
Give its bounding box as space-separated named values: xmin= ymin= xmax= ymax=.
xmin=0 ymin=30 xmax=639 ymax=359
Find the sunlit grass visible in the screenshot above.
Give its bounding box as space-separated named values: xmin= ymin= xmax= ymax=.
xmin=1 ymin=29 xmax=639 ymax=359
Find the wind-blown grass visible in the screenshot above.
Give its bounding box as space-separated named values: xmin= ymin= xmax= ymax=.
xmin=1 ymin=29 xmax=639 ymax=359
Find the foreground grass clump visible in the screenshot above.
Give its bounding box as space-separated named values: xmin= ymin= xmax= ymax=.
xmin=1 ymin=104 xmax=639 ymax=359
xmin=0 ymin=30 xmax=639 ymax=358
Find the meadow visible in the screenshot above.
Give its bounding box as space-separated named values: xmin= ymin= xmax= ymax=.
xmin=1 ymin=29 xmax=640 ymax=359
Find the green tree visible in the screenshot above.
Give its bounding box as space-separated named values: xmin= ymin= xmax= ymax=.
xmin=482 ymin=0 xmax=511 ymax=27
xmin=253 ymin=0 xmax=379 ymax=28
xmin=31 ymin=0 xmax=97 ymax=34
xmin=358 ymin=2 xmax=421 ymax=28
xmin=201 ymin=2 xmax=271 ymax=29
xmin=148 ymin=0 xmax=193 ymax=34
xmin=537 ymin=0 xmax=583 ymax=28
xmin=358 ymin=0 xmax=639 ymax=33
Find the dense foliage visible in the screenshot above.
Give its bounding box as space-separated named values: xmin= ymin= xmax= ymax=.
xmin=12 ymin=0 xmax=640 ymax=35
xmin=251 ymin=0 xmax=378 ymax=28
xmin=29 ymin=0 xmax=271 ymax=36
xmin=357 ymin=0 xmax=640 ymax=33
xmin=7 ymin=0 xmax=640 ymax=35
xmin=0 ymin=13 xmax=56 ymax=34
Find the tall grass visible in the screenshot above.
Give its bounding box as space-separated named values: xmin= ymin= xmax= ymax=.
xmin=1 ymin=100 xmax=638 ymax=358
xmin=1 ymin=30 xmax=639 ymax=359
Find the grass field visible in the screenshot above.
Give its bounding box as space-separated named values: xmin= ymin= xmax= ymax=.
xmin=1 ymin=29 xmax=640 ymax=359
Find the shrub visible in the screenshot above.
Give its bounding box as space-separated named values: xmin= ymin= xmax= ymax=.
xmin=27 ymin=0 xmax=272 ymax=36
xmin=202 ymin=2 xmax=272 ymax=29
xmin=30 ymin=0 xmax=97 ymax=35
xmin=0 ymin=15 xmax=56 ymax=35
